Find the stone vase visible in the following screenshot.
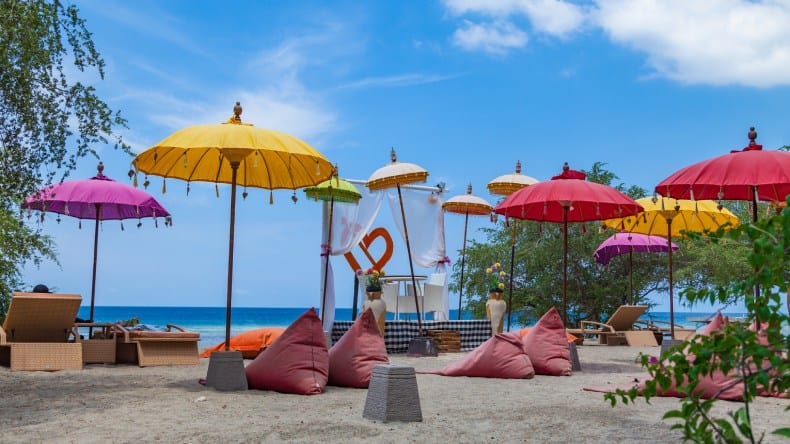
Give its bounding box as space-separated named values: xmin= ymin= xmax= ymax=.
xmin=486 ymin=290 xmax=507 ymax=335
xmin=363 ymin=291 xmax=386 ymax=336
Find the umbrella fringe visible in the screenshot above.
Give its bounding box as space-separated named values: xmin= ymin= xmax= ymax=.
xmin=269 ymin=191 xmax=274 ymax=205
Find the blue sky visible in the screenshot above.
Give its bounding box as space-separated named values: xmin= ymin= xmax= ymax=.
xmin=21 ymin=0 xmax=790 ymax=314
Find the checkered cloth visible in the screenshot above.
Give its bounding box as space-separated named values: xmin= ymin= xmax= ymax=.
xmin=331 ymin=319 xmax=492 ymax=353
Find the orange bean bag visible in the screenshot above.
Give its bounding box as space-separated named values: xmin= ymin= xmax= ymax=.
xmin=521 ymin=307 xmax=572 ymax=376
xmin=245 ymin=309 xmax=329 ymax=395
xmin=419 ymin=333 xmax=535 ymax=379
xmin=519 ymin=327 xmax=578 ymax=344
xmin=200 ymin=327 xmax=285 ymax=359
xmin=328 ymin=308 xmax=389 ymax=388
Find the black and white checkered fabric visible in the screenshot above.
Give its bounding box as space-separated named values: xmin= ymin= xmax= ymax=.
xmin=331 ymin=320 xmax=492 ymax=353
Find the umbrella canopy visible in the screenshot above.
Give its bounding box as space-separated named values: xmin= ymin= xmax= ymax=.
xmin=603 ymin=197 xmax=739 ymax=337
xmin=487 ymin=160 xmax=539 ymax=196
xmin=594 ymin=233 xmax=678 ymax=305
xmin=442 ymin=184 xmax=492 ymax=321
xmin=487 ymin=160 xmax=539 ymax=329
xmin=655 ymin=128 xmax=790 ymax=222
xmin=366 ymin=148 xmax=428 ymax=335
xmin=23 ymin=162 xmax=171 ymax=322
xmin=495 ymin=163 xmax=643 ymax=325
xmin=132 ymin=103 xmax=333 ymax=356
xmin=304 ymin=172 xmax=361 ymax=326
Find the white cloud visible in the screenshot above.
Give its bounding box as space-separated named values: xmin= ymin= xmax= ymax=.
xmin=443 ymin=0 xmax=586 ymax=38
xmin=593 ymin=0 xmax=790 ymax=87
xmin=452 ymin=20 xmax=529 ymax=55
xmin=336 ymin=73 xmax=458 ymax=90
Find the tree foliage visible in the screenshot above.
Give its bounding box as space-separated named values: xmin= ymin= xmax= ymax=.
xmin=451 ymin=162 xmax=751 ymax=326
xmin=606 ymin=197 xmax=789 ymax=443
xmin=0 ymin=0 xmax=129 ymax=319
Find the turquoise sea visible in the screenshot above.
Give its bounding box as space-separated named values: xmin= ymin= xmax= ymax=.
xmin=79 ymin=306 xmax=743 ymax=349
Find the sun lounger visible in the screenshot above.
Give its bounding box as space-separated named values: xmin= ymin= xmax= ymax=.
xmin=75 ymin=322 xmax=117 ymax=364
xmin=114 ymin=323 xmax=199 ymax=367
xmin=567 ymin=305 xmax=654 ymax=346
xmin=0 ymin=292 xmax=83 ymax=371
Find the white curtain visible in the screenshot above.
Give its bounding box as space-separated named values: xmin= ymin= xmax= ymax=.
xmin=387 ymin=188 xmax=450 ymax=319
xmin=319 ymin=189 xmax=383 ymax=331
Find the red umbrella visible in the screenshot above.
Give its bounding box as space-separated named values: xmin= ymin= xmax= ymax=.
xmin=656 ymin=127 xmax=790 ymax=223
xmin=23 ymin=162 xmax=171 ymax=322
xmin=494 ymin=163 xmax=643 ymax=325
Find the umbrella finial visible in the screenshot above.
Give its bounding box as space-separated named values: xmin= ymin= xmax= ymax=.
xmin=97 ymin=162 xmax=104 ymax=177
xmin=467 ymin=183 xmax=473 ymax=194
xmin=233 ymin=102 xmax=242 ymax=122
xmin=515 ymin=160 xmax=521 ymax=174
xmin=562 ymin=162 xmax=570 ymax=173
xmin=748 ymin=126 xmax=757 ymax=145
xmin=390 ymin=147 xmax=397 ymax=163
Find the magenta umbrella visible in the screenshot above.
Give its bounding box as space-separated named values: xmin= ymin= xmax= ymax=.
xmin=594 ymin=233 xmax=678 ymax=305
xmin=22 ymin=162 xmax=171 ymax=322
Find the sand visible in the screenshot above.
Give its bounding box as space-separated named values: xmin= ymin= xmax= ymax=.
xmin=0 ymin=345 xmax=787 ymax=444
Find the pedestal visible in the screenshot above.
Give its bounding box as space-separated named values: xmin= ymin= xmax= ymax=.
xmin=486 ymin=291 xmax=506 ymax=335
xmin=205 ymin=350 xmax=248 ymax=391
xmin=363 ymin=365 xmax=422 ymax=422
xmin=660 ymin=339 xmax=683 ymax=357
xmin=363 ymin=291 xmax=386 ymax=336
xmin=568 ymin=342 xmax=582 ymax=372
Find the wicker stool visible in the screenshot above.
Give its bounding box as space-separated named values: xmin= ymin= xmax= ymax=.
xmin=363 ymin=365 xmax=422 ymax=422
xmin=205 ymin=350 xmax=248 ymax=391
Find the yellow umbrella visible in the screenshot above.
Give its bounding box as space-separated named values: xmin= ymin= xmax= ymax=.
xmin=603 ymin=197 xmax=739 ymax=338
xmin=487 ymin=160 xmax=539 ymax=329
xmin=366 ymin=148 xmax=428 ymax=337
xmin=133 ymin=103 xmax=333 ymax=365
xmin=442 ymin=183 xmax=492 ymax=320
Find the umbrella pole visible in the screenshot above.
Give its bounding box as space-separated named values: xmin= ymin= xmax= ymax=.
xmin=457 ymin=211 xmax=469 ymax=320
xmin=320 ymin=197 xmax=335 ymax=325
xmin=562 ymin=206 xmax=568 ymax=327
xmin=90 ymin=204 xmax=101 ymax=323
xmin=629 ymin=249 xmax=633 ymax=305
xmin=397 ymin=184 xmax=423 ymax=334
xmin=506 ymin=221 xmax=516 ymax=331
xmin=223 ymin=162 xmax=240 ymax=351
xmin=667 ymin=219 xmax=675 ymax=340
xmin=751 ymin=188 xmax=761 ymax=328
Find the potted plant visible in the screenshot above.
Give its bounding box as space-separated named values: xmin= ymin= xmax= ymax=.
xmin=356 ymin=268 xmax=386 ymax=293
xmin=356 ymin=268 xmax=387 ymax=335
xmin=486 ymin=262 xmax=506 ymax=297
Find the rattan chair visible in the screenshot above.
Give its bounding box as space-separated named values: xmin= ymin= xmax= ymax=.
xmin=0 ymin=292 xmax=83 ymax=371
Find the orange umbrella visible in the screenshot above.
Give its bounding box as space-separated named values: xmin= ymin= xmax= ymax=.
xmin=366 ymin=148 xmax=428 ymax=334
xmin=442 ymin=183 xmax=492 ymax=320
xmin=487 ymin=161 xmax=538 ymax=329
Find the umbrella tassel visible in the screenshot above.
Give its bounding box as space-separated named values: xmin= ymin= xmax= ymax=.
xmin=56 ymin=215 xmax=61 ymax=224
xmin=133 ymin=173 xmax=138 ymax=188
xmin=215 ymin=184 xmax=220 ymax=198
xmin=154 ymin=218 xmax=158 ymax=228
xmin=162 ymin=179 xmax=166 ymax=194
xmin=143 ymin=176 xmax=150 ymax=189
xmin=186 ymin=182 xmax=190 ymax=196
xmin=120 ymin=221 xmax=124 ymax=231
xmin=291 ymin=191 xmax=298 ymax=204
xmin=269 ymin=191 xmax=274 ymax=205
xmin=137 ymin=219 xmax=142 ymax=229
xmin=242 ymin=187 xmax=248 ymax=200
xmin=78 ymin=220 xmax=82 ymax=229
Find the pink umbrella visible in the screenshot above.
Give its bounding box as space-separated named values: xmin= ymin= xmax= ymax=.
xmin=594 ymin=233 xmax=678 ymax=305
xmin=23 ymin=162 xmax=171 ymax=321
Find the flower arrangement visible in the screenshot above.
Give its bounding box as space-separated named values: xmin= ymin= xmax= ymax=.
xmin=357 ymin=268 xmax=386 ymax=292
xmin=486 ymin=262 xmax=506 ymax=293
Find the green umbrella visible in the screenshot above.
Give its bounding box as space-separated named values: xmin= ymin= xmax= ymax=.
xmin=304 ymin=173 xmax=362 ymax=323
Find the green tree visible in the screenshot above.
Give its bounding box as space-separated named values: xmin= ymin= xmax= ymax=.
xmin=606 ymin=198 xmax=789 ymax=443
xmin=0 ymin=0 xmax=130 ymax=319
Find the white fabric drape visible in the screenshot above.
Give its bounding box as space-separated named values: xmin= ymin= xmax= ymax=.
xmin=319 ymin=189 xmax=383 ymax=331
xmin=387 ymin=188 xmax=449 ymax=319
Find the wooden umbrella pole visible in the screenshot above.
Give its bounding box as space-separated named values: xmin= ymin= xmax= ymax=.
xmin=397 ymin=184 xmax=423 ymax=334
xmin=751 ymin=187 xmax=761 ymax=328
xmin=506 ymin=221 xmax=516 ymax=331
xmin=224 ymin=162 xmax=240 ymax=351
xmin=90 ymin=203 xmax=101 ymax=323
xmin=457 ymin=211 xmax=469 ymax=320
xmin=667 ymin=218 xmax=675 ymax=340
xmin=629 ymin=249 xmax=634 ymax=305
xmin=562 ymin=206 xmax=568 ymax=327
xmin=320 ymin=196 xmax=335 ymax=324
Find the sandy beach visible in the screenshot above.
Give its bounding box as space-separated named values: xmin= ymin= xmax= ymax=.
xmin=0 ymin=345 xmax=787 ymax=444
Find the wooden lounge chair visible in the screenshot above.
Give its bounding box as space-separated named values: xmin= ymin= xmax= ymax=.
xmin=114 ymin=323 xmax=199 ymax=367
xmin=0 ymin=292 xmax=83 ymax=371
xmin=567 ymin=305 xmax=656 ymax=346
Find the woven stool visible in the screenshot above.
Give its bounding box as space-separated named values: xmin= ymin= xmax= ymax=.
xmin=205 ymin=350 xmax=248 ymax=391
xmin=363 ymin=365 xmax=422 ymax=422
xmin=568 ymin=342 xmax=582 ymax=372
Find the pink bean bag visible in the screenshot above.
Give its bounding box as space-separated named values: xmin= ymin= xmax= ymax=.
xmin=245 ymin=308 xmax=328 ymax=395
xmin=419 ymin=333 xmax=535 ymax=379
xmin=328 ymin=308 xmax=389 ymax=388
xmin=521 ymin=307 xmax=572 ymax=376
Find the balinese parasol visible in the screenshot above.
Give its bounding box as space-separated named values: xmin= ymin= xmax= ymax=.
xmin=593 ymin=233 xmax=678 ymax=305
xmin=487 ymin=160 xmax=539 ymax=328
xmin=603 ymin=197 xmax=739 ymax=338
xmin=494 ymin=163 xmax=643 ymax=326
xmin=442 ymin=183 xmax=492 ymax=320
xmin=23 ymin=162 xmax=171 ymax=323
xmin=304 ymin=170 xmax=361 ymax=329
xmin=366 ymin=148 xmax=429 ymax=340
xmin=656 ymin=128 xmax=790 ymax=223
xmin=132 ymin=103 xmax=333 ymax=390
